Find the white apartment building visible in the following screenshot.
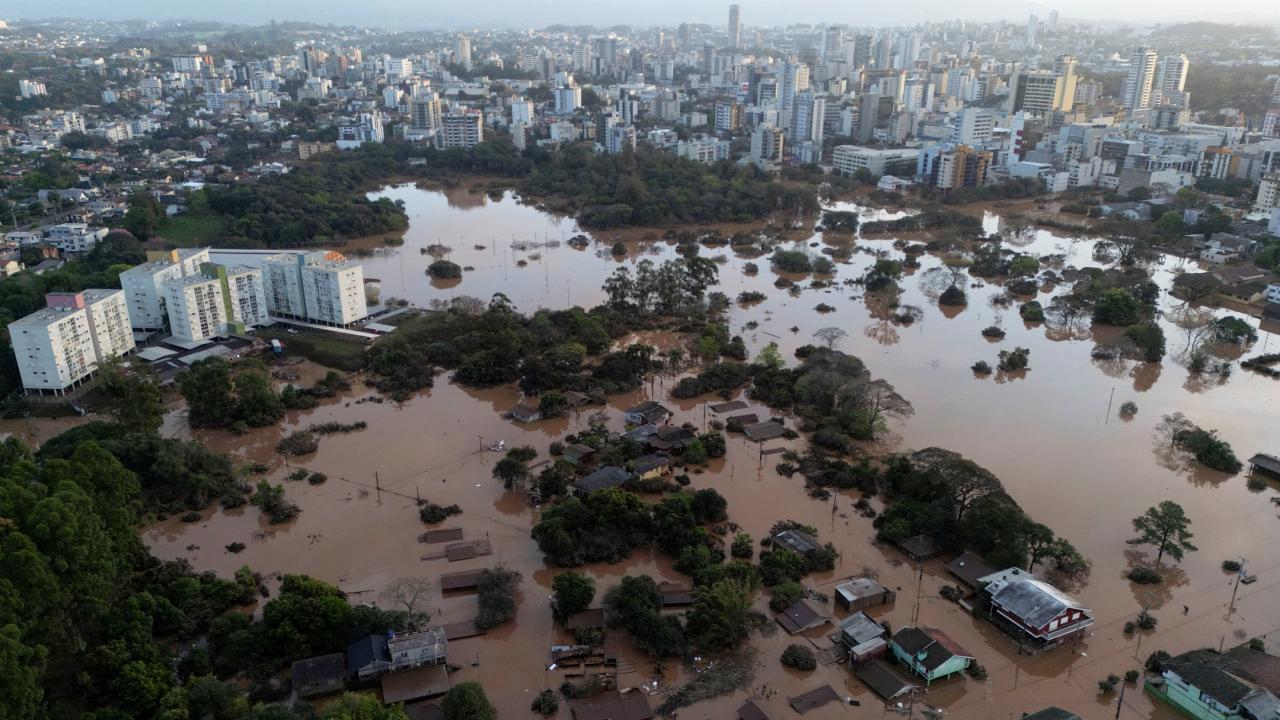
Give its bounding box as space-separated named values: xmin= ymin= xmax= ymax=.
xmin=172 ymin=56 xmax=204 ymax=74
xmin=336 ymin=111 xmax=386 ymax=149
xmin=751 ymin=124 xmax=785 ymax=161
xmin=1256 ymin=174 xmax=1280 ymax=213
xmin=676 ymin=138 xmax=731 ymax=164
xmin=119 ymin=248 xmax=212 ymax=331
xmin=1122 ymin=46 xmax=1158 ymax=110
xmin=789 ymin=92 xmax=826 ymax=145
xmin=81 ymin=289 xmax=136 ymax=362
xmin=510 ymin=98 xmax=534 ymax=126
xmin=222 ymin=266 xmax=269 ymax=329
xmin=46 ymin=223 xmax=108 ymax=253
xmin=8 ymin=291 xmax=134 ymax=394
xmin=554 ymin=86 xmax=581 ymax=115
xmin=19 ymin=79 xmax=47 ymax=98
xmin=952 ymin=108 xmax=995 ymax=146
xmin=436 ymin=111 xmax=483 ymax=149
xmin=261 ymin=253 xmax=309 ymax=318
xmin=832 ymin=146 xmax=921 ymax=176
xmin=165 ymin=275 xmax=228 ymax=344
xmin=302 ymin=258 xmax=368 ymax=325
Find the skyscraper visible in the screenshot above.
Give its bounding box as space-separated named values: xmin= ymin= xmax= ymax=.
xmin=1122 ymin=46 xmax=1158 ymax=110
xmin=1154 ymin=54 xmax=1190 ymax=108
xmin=728 ymin=5 xmax=742 ymax=49
xmin=454 ymin=35 xmax=472 ymax=71
xmin=790 ymin=92 xmax=826 ymax=145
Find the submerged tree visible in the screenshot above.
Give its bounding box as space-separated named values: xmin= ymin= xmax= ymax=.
xmin=813 ymin=327 xmax=848 ymax=350
xmin=1128 ymin=501 xmax=1197 ymax=566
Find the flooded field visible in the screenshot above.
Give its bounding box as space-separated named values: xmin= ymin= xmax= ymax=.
xmin=133 ymin=183 xmax=1280 ymax=720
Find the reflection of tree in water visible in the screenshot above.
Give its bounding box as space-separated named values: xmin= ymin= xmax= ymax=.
xmin=1122 ymin=549 xmax=1189 ymax=610
xmin=993 ymin=368 xmax=1028 ymax=384
xmin=1181 ymin=369 xmax=1230 ymax=395
xmin=1150 ymin=413 xmax=1233 ymax=487
xmin=1043 ymin=295 xmax=1093 ymax=341
xmin=917 ymin=266 xmax=952 ymax=301
xmin=999 ymin=216 xmax=1037 ymax=247
xmin=1090 ymin=352 xmax=1128 ymax=380
xmin=1130 ymin=362 xmax=1161 ymax=392
xmin=864 ymin=320 xmax=899 ymax=346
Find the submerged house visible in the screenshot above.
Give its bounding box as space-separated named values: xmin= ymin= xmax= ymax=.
xmin=839 ymin=611 xmax=889 ymax=663
xmin=834 ymin=577 xmax=896 ymax=612
xmin=1147 ymin=646 xmax=1280 ymax=720
xmin=624 ymin=401 xmax=672 ymax=426
xmin=347 ymin=628 xmax=449 ymax=681
xmin=889 ymin=626 xmax=973 ymax=685
xmin=573 ymin=466 xmax=631 ymax=496
xmin=980 ymin=569 xmax=1093 ymax=649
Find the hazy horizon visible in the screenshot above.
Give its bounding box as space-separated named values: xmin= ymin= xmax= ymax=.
xmin=4 ymin=0 xmax=1280 ymax=31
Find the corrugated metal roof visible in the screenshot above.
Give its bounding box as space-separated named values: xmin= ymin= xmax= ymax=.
xmin=990 ymin=578 xmax=1087 ymax=629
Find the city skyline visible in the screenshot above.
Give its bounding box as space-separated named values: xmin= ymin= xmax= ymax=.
xmin=8 ymin=0 xmax=1280 ymax=30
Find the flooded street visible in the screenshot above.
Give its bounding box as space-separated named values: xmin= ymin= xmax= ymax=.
xmin=134 ymin=183 xmax=1280 ymax=720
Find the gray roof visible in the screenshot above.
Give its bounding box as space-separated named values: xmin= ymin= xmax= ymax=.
xmin=1021 ymin=708 xmax=1082 ymax=720
xmin=989 ymin=578 xmax=1088 ymax=629
xmin=634 ymin=454 xmax=671 ymax=474
xmin=835 ymin=577 xmax=888 ymax=603
xmin=575 ymin=466 xmax=631 ymax=493
xmin=839 ymin=611 xmax=886 ymax=646
xmin=1249 ymin=453 xmax=1280 ymax=476
xmin=946 ymin=551 xmax=998 ymax=588
xmin=891 ymin=627 xmax=971 ymax=673
xmin=773 ymin=529 xmax=819 ymax=555
xmin=346 ymin=634 xmax=390 ymax=676
xmin=856 ymin=659 xmax=917 ymax=699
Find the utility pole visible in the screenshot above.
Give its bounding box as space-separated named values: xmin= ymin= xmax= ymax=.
xmin=1228 ymin=558 xmax=1248 ymax=615
xmin=375 ymin=471 xmax=381 ymax=503
xmin=1115 ymin=680 xmax=1126 ymax=719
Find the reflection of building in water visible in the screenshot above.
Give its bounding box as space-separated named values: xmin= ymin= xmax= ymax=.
xmin=443 ymin=185 xmax=486 ymax=210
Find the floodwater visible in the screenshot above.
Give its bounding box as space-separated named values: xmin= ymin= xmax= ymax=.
xmin=135 ymin=183 xmax=1280 ymax=720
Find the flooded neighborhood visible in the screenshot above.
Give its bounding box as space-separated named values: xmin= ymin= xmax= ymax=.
xmin=122 ymin=183 xmax=1280 ymax=720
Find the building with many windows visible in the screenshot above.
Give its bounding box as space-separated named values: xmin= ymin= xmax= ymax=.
xmin=436 ymin=110 xmax=483 ymax=149
xmin=8 ymin=291 xmax=135 ymax=394
xmin=164 ymin=275 xmax=228 ymax=344
xmin=261 ymin=251 xmax=368 ymax=325
xmin=119 ymin=248 xmax=212 ymax=331
xmin=833 ymin=145 xmax=921 ymax=177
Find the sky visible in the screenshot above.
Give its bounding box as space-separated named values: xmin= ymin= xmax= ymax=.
xmin=4 ymin=0 xmax=1279 ymax=29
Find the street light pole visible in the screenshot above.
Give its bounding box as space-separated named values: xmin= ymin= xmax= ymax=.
xmin=1228 ymin=558 xmax=1248 ymax=615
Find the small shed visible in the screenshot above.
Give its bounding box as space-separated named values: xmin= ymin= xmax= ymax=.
xmin=510 ymin=403 xmax=542 ymax=423
xmin=946 ymin=551 xmax=998 ymax=590
xmin=736 ymin=699 xmax=778 ymax=720
xmin=633 ymin=453 xmax=672 ymax=480
xmin=569 ymin=691 xmax=653 ymax=720
xmin=648 ymin=426 xmax=697 ymax=451
xmin=772 ymin=529 xmax=820 ymax=556
xmin=1248 ymin=453 xmax=1280 ymax=480
xmin=742 ymin=420 xmax=786 ymax=442
xmin=856 ymin=659 xmax=918 ymax=700
xmin=838 ymin=611 xmax=889 ymax=663
xmin=574 ymin=466 xmax=631 ymax=495
xmin=381 ymin=665 xmax=451 ymax=704
xmin=834 ymin=577 xmax=895 ymax=612
xmin=291 ymin=653 xmax=346 ymax=699
xmin=895 ymin=534 xmax=941 ymax=561
xmin=561 ymin=443 xmax=596 ymax=466
xmin=787 ymin=685 xmax=842 ymax=715
xmin=439 ymin=569 xmax=486 ymax=592
xmin=710 ymin=400 xmax=749 ymax=413
xmin=775 ymin=599 xmax=831 ymax=635
xmin=660 ymin=582 xmax=695 ymax=607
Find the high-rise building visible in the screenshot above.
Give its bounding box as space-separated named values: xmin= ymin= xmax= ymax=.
xmin=918 ymin=144 xmax=992 ymax=189
xmin=849 ymin=35 xmax=873 ymax=69
xmin=1122 ymin=46 xmax=1159 ymax=110
xmin=1154 ymin=54 xmax=1190 ymax=108
xmin=9 ymin=291 xmax=135 ymax=394
xmin=751 ymin=124 xmax=785 ymax=161
xmin=410 ymin=92 xmax=442 ymax=131
xmin=952 ymin=108 xmax=995 ymax=146
xmin=510 ymin=98 xmax=534 ymax=126
xmin=554 ymin=85 xmax=581 ymax=115
xmin=823 ymin=26 xmax=844 ymax=62
xmin=119 ymin=248 xmax=211 ymax=330
xmin=605 ymin=125 xmax=637 ymax=155
xmin=1006 ymin=68 xmax=1076 ymax=116
xmin=728 ymin=5 xmax=742 ymax=49
xmin=302 ymin=257 xmax=368 ymax=326
xmin=164 ymin=276 xmax=227 ymax=344
xmin=715 ymin=102 xmax=742 ymax=131
xmin=336 ymin=111 xmax=385 ymax=149
xmin=454 ymin=35 xmax=472 ymax=71
xmin=857 ymin=94 xmax=894 ymax=143
xmin=780 ymin=61 xmax=810 ymax=112
xmin=790 ymin=92 xmax=826 ymax=145
xmin=437 ymin=110 xmax=484 ymax=149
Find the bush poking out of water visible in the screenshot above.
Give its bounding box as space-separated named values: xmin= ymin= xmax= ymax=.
xmin=1119 ymin=401 xmax=1138 ymax=418
xmin=419 ymin=502 xmax=462 ymax=524
xmin=225 ymin=542 xmax=246 ymax=553
xmin=967 ymin=662 xmax=988 ymax=680
xmin=1222 ymin=559 xmax=1243 ymax=573
xmin=1127 ymin=566 xmax=1163 ymax=584
xmin=1020 ymin=301 xmax=1045 ymax=322
xmin=997 ymin=347 xmax=1030 ymax=371
xmin=971 ymin=361 xmax=992 ymax=375
xmin=814 ymin=303 xmax=836 ymax=313
xmin=307 ymin=472 xmax=328 ymax=485
xmin=1123 ymin=621 xmax=1136 ymax=634
xmin=307 ymin=421 xmax=368 ymax=435
xmin=1135 ymin=610 xmax=1158 ymax=631
xmin=1246 ymin=476 xmax=1267 ymax=491
xmin=1125 ymin=670 xmax=1140 ymax=684
xmin=531 ymin=689 xmax=558 ymax=716
xmin=277 ymin=431 xmax=319 ymax=456
xmin=251 ymin=480 xmax=300 ymax=524
xmin=939 ymin=285 xmax=967 ymax=306
xmin=981 ymin=326 xmax=1006 ymax=339
xmin=427 ymin=260 xmax=462 ymax=279
xmin=1098 ymin=675 xmax=1121 ymax=694
xmin=780 ymin=644 xmax=816 ymax=671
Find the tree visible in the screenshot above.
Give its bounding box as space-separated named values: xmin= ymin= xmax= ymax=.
xmin=1128 ymin=501 xmax=1197 ymax=566
xmin=380 ymin=577 xmax=433 ymax=626
xmin=322 ymin=693 xmax=410 ymax=719
xmin=813 ymin=327 xmax=847 ymax=350
xmin=441 ymin=683 xmax=496 ymax=720
xmin=780 ymin=644 xmax=817 ymax=671
xmin=685 ymin=579 xmax=755 ymax=650
xmin=551 ymin=572 xmax=595 ymax=624
xmin=756 ymin=342 xmax=784 ymax=370
xmin=1022 ymin=521 xmax=1056 ymax=571
xmin=475 ymin=567 xmax=522 ymax=630
xmin=1093 ymin=289 xmax=1144 ymax=326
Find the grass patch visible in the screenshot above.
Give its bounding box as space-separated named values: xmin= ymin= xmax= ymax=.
xmin=654 ymin=650 xmax=755 ymax=717
xmin=258 ymin=328 xmax=368 ymax=371
xmin=158 ymin=212 xmax=228 ymax=246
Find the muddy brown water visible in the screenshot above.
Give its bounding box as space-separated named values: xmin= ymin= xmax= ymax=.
xmin=19 ymin=182 xmax=1280 ymax=719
